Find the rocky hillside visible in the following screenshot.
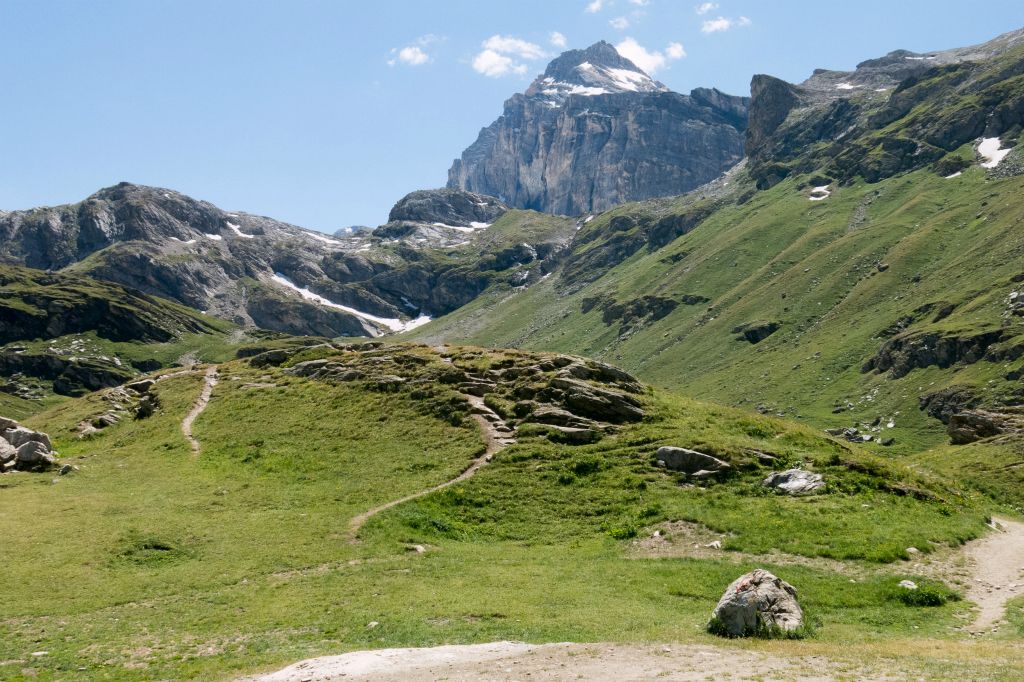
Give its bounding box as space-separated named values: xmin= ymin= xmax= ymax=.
xmin=0 ymin=184 xmax=573 ymax=338
xmin=410 ymin=29 xmax=1024 ymax=477
xmin=447 ymin=41 xmax=748 ymax=215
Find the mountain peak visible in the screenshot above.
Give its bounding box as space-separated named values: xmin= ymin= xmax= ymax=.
xmin=524 ymin=40 xmax=668 ymax=104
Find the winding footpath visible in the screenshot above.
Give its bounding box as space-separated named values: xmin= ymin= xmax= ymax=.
xmin=181 ymin=365 xmax=219 ymax=456
xmin=346 ymin=395 xmax=514 ymax=540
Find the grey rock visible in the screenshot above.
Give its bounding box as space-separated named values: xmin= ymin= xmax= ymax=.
xmin=0 ymin=439 xmax=16 ymax=463
xmin=125 ymin=379 xmax=155 ymax=394
xmin=763 ymin=469 xmax=825 ymax=495
xmin=655 ymin=446 xmax=730 ymax=474
xmin=2 ymin=425 xmax=52 ymax=451
xmin=16 ymin=441 xmax=56 ymax=467
xmin=709 ymin=569 xmax=804 ymax=637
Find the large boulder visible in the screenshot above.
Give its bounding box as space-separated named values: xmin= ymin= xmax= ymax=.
xmin=709 ymin=569 xmax=804 ymax=637
xmin=763 ymin=469 xmax=825 ymax=495
xmin=655 ymin=446 xmax=730 ymax=474
xmin=2 ymin=425 xmax=52 ymax=451
xmin=0 ymin=418 xmax=57 ymax=472
xmin=16 ymin=441 xmax=56 ymax=468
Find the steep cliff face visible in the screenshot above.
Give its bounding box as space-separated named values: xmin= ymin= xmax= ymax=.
xmin=448 ymin=41 xmax=748 ymax=215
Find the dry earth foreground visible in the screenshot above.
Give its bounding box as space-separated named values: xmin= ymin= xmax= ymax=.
xmin=4 ymin=341 xmax=1024 ymax=681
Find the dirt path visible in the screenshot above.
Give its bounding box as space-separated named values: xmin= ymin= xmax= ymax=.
xmin=965 ymin=516 xmax=1024 ymax=633
xmin=346 ymin=394 xmax=513 ymax=540
xmin=241 ymin=641 xmax=891 ymax=681
xmin=181 ymin=365 xmax=218 ymax=456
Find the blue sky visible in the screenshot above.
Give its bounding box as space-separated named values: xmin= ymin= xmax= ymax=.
xmin=2 ymin=1 xmax=1023 ymax=232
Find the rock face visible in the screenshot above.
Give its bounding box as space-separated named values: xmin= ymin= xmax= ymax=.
xmin=709 ymin=569 xmax=804 ymax=637
xmin=448 ymin=41 xmax=748 ymax=215
xmin=762 ymin=469 xmax=825 ymax=495
xmin=1 ymin=417 xmax=57 ymax=472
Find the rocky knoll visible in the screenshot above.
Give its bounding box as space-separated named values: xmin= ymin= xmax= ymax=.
xmin=448 ymin=41 xmax=748 ymax=215
xmin=245 ymin=342 xmax=646 ymax=445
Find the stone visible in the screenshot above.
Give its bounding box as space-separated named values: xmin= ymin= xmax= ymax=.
xmin=16 ymin=441 xmax=56 ymax=468
xmin=762 ymin=469 xmax=825 ymax=495
xmin=0 ymin=439 xmax=17 ymax=463
xmin=551 ymin=377 xmax=645 ymax=423
xmin=58 ymin=464 xmax=76 ymax=476
xmin=709 ymin=569 xmax=804 ymax=637
xmin=655 ymin=446 xmax=730 ymax=474
xmin=125 ymin=378 xmax=155 ymax=394
xmin=542 ymin=425 xmax=601 ymax=445
xmin=899 ymin=580 xmax=918 ymax=590
xmin=1 ymin=425 xmax=52 ymax=451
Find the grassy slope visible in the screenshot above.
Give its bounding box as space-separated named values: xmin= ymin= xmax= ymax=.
xmin=1 ymin=346 xmax=1009 ymax=680
xmin=409 ymin=165 xmax=1024 ymax=489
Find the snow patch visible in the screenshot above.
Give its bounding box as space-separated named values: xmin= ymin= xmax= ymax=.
xmin=978 ymin=137 xmax=1011 ymax=168
xmin=835 ymin=82 xmax=858 ymax=90
xmin=469 ymin=221 xmax=491 ymax=229
xmin=270 ymin=273 xmax=429 ymax=333
xmin=304 ymin=231 xmax=341 ymax=244
xmin=204 ymin=233 xmax=223 ymax=241
xmin=226 ymin=221 xmax=255 ymax=238
xmin=809 ymin=185 xmax=831 ymax=201
xmin=944 ymin=171 xmax=962 ymax=179
xmin=170 ymin=237 xmax=197 ymax=245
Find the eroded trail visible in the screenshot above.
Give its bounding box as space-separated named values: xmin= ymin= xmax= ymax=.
xmin=346 ymin=394 xmax=513 ymax=540
xmin=965 ymin=516 xmax=1024 ymax=633
xmin=241 ymin=641 xmax=890 ymax=682
xmin=181 ymin=365 xmax=219 ymax=456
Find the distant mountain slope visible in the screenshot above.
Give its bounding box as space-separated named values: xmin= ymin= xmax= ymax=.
xmin=0 ymin=184 xmax=574 ymax=338
xmin=413 ymin=29 xmax=1024 ymax=455
xmin=0 ymin=264 xmax=232 ymax=397
xmin=447 ymin=41 xmax=748 ymax=215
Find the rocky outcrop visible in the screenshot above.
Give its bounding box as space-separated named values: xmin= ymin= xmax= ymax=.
xmin=733 ymin=321 xmax=781 ymax=344
xmin=1 ymin=417 xmax=57 ymax=472
xmin=271 ymin=343 xmax=645 ymax=444
xmin=863 ymin=329 xmax=1007 ymax=378
xmin=386 ymin=189 xmax=507 ymax=226
xmin=448 ymin=41 xmax=748 ymax=215
xmin=709 ymin=569 xmax=804 ymax=637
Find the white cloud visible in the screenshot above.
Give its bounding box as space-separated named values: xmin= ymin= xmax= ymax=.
xmin=585 ymin=0 xmax=603 ymax=13
xmin=695 ymin=2 xmax=718 ymax=14
xmin=472 ymin=35 xmax=545 ymax=78
xmin=614 ymin=37 xmax=685 ymax=74
xmin=701 ymin=15 xmax=751 ymax=33
xmin=609 ymin=16 xmax=630 ymax=30
xmin=629 ymin=0 xmax=650 ymax=5
xmin=395 ymin=46 xmax=429 ymax=66
xmin=550 ymin=31 xmax=567 ymax=48
xmin=482 ymin=34 xmax=546 ymax=60
xmin=472 ymin=49 xmax=526 ymax=77
xmin=387 ymin=35 xmax=442 ymax=67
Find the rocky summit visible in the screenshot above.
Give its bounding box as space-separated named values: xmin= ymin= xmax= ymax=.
xmin=447 ymin=41 xmax=748 ymax=215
